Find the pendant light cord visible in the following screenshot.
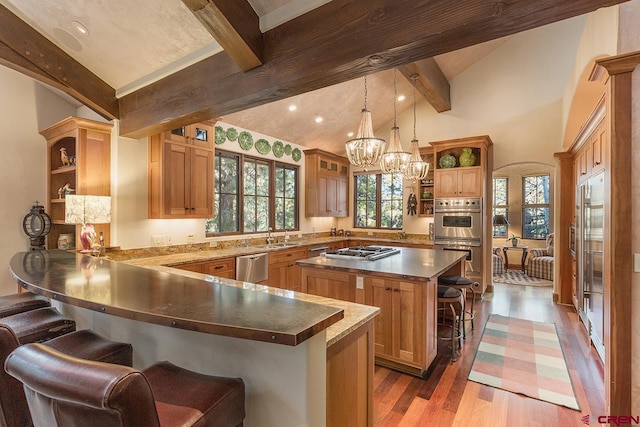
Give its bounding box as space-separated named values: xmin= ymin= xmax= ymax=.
xmin=364 ymin=76 xmax=368 ymax=110
xmin=393 ymin=69 xmax=397 ymax=127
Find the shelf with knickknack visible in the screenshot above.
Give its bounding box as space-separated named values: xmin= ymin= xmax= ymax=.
xmin=418 ymin=147 xmax=435 ymax=216
xmin=40 ymin=117 xmax=112 ymax=250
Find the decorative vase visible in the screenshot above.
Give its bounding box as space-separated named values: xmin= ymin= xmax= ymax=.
xmin=512 ymin=239 xmax=518 ymax=247
xmin=439 ymin=154 xmax=457 ymax=168
xmin=459 ymin=148 xmax=476 ymax=167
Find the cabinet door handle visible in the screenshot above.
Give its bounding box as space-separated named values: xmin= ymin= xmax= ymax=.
xmin=213 ymin=265 xmax=223 ymax=270
xmin=393 ymin=288 xmax=400 ymax=292
xmin=384 ymin=287 xmax=391 ymax=291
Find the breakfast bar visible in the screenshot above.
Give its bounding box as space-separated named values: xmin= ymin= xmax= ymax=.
xmin=9 ymin=249 xmax=379 ymax=426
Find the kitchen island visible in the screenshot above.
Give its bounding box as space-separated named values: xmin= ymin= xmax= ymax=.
xmin=297 ymin=247 xmax=467 ymax=376
xmin=10 ymin=250 xmax=378 ymax=426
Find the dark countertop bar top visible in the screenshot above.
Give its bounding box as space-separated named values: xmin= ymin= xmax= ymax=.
xmin=297 ymin=247 xmax=467 ymax=281
xmin=10 ymin=250 xmax=344 ymax=347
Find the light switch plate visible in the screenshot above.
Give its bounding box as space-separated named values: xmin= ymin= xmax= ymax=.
xmin=635 ymin=253 xmax=640 ymax=272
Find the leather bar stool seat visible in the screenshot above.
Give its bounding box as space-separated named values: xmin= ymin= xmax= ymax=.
xmin=0 ymin=292 xmax=50 ymax=318
xmin=1 ymin=307 xmax=75 ymax=344
xmin=6 ymin=344 xmax=246 ymax=427
xmin=438 ymin=275 xmax=478 ymax=338
xmin=437 ymin=285 xmax=463 ymax=361
xmin=0 ymin=326 xmax=133 ymax=427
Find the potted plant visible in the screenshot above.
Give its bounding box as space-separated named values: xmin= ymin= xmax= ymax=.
xmin=506 ymin=234 xmax=522 ymax=247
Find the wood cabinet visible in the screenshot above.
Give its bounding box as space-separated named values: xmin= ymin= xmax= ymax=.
xmin=434 ymin=167 xmax=482 ymax=198
xmin=576 ymin=119 xmax=607 ymax=183
xmin=267 ymin=247 xmax=309 ymax=291
xmin=172 ymin=257 xmax=236 ymax=279
xmin=40 ymin=117 xmax=112 ymax=250
xmin=149 ymin=122 xmax=214 ymax=218
xmin=365 ymin=278 xmax=430 ymax=369
xmin=304 ymin=149 xmax=349 ymax=217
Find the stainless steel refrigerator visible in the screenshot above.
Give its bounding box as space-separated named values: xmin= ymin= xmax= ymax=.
xmin=576 ymin=171 xmax=605 ymax=362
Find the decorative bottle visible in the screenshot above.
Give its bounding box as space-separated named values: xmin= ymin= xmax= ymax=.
xmin=459 ymin=148 xmax=476 ymax=167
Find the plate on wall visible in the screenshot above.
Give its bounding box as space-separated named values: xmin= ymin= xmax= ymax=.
xmin=214 ymin=126 xmax=226 ymax=145
xmin=292 ymin=148 xmax=302 ymax=162
xmin=226 ymin=127 xmax=238 ymax=141
xmin=273 ymin=141 xmax=284 ymax=158
xmin=238 ymin=131 xmax=253 ymax=150
xmin=284 ymin=144 xmax=292 ymax=155
xmin=256 ymin=138 xmax=271 ymax=155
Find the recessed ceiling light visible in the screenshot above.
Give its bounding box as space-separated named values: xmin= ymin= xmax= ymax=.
xmin=315 ymin=116 xmax=323 ymax=123
xmin=397 ymin=95 xmax=406 ymax=102
xmin=288 ymin=105 xmax=297 ymax=112
xmin=347 ymin=132 xmax=354 ymax=137
xmin=72 ymin=20 xmax=89 ymax=36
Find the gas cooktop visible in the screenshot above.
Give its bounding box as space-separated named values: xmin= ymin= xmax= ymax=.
xmin=324 ymin=246 xmax=401 ymax=261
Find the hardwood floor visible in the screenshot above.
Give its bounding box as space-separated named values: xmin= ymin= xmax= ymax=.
xmin=372 ymin=282 xmax=604 ymax=426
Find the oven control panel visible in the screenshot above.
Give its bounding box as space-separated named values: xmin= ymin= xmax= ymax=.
xmin=435 ymin=198 xmax=482 ymax=210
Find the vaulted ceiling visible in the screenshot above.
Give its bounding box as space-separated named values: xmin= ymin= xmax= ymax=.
xmin=0 ymin=0 xmax=627 ymax=154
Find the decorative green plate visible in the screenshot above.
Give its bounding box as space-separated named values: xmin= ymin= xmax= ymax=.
xmin=226 ymin=127 xmax=238 ymax=141
xmin=238 ymin=131 xmax=253 ymax=151
xmin=255 ymin=138 xmax=271 ymax=155
xmin=214 ymin=126 xmax=226 ymax=145
xmin=273 ymin=141 xmax=284 ymax=158
xmin=292 ymin=148 xmax=302 ymax=162
xmin=284 ymin=144 xmax=292 ymax=155
xmin=439 ymin=154 xmax=457 ymax=168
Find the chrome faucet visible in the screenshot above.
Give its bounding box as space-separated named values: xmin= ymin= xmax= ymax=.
xmin=284 ymin=228 xmax=289 ymax=242
xmin=266 ymin=227 xmax=274 ymax=245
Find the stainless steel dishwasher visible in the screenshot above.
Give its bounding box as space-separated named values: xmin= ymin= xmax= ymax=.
xmin=308 ymin=245 xmax=328 ymax=258
xmin=235 ymin=253 xmax=268 ymax=283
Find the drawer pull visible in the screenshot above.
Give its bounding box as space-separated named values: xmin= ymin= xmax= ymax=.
xmin=213 ymin=265 xmax=223 ymax=270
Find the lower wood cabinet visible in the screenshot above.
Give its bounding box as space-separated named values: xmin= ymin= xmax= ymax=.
xmin=172 ymin=257 xmax=235 ymax=280
xmin=267 ymin=247 xmax=309 ymax=291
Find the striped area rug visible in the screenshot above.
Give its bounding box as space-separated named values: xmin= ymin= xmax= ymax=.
xmin=468 ymin=314 xmax=580 ymax=410
xmin=493 ymin=271 xmax=552 ymax=287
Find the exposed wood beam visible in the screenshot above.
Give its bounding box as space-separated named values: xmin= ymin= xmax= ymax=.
xmin=0 ymin=4 xmax=118 ymax=120
xmin=182 ymin=0 xmax=263 ymax=71
xmin=119 ymin=0 xmax=627 ymax=138
xmin=398 ymin=58 xmax=451 ymax=113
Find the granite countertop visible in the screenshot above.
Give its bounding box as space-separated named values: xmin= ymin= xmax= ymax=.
xmin=297 ymin=247 xmax=468 ymax=281
xmin=9 ymin=250 xmax=347 ymax=347
xmin=121 ymin=236 xmax=434 ymax=268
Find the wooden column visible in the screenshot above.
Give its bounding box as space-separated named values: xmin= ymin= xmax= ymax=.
xmin=552 ymin=151 xmax=574 ymax=304
xmin=595 ymin=51 xmax=640 ymax=418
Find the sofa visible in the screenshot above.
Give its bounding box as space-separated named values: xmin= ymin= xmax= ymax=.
xmin=525 ymin=234 xmax=554 ymax=280
xmin=492 ymin=247 xmax=505 ymax=275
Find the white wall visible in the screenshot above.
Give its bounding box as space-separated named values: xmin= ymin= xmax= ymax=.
xmin=0 ymin=67 xmax=76 ymax=295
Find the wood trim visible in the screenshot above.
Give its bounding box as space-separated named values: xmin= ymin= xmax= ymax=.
xmin=118 ymin=0 xmax=627 ymax=138
xmin=398 ymin=58 xmax=451 ymax=112
xmin=552 ymin=151 xmax=574 ymax=304
xmin=0 ymin=4 xmax=118 ymax=119
xmin=182 ymin=0 xmax=263 ymax=71
xmin=597 ymin=50 xmax=640 ymax=418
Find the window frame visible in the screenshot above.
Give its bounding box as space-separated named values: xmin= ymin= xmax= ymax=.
xmin=492 ymin=176 xmax=509 ymax=238
xmin=206 ymin=149 xmax=299 ymax=237
xmin=521 ymin=174 xmax=550 ymax=240
xmin=353 ymin=171 xmax=403 ymax=230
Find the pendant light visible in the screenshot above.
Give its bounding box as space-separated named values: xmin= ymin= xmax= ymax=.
xmin=345 ymin=76 xmax=386 ymax=170
xmin=380 ymin=69 xmax=411 ymax=174
xmin=405 ymin=74 xmax=430 ymax=182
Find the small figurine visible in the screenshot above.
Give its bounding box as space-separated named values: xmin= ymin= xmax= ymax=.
xmin=62 ymin=183 xmax=75 ymax=197
xmin=407 ymin=193 xmax=418 ymax=216
xmin=60 ymin=148 xmax=70 ymax=167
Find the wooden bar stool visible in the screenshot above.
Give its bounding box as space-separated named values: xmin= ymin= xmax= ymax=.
xmin=437 ymin=285 xmax=463 ymax=361
xmin=0 ymin=292 xmax=50 ymax=318
xmin=438 ymin=275 xmax=478 ymax=339
xmin=6 ymin=343 xmax=246 ymax=427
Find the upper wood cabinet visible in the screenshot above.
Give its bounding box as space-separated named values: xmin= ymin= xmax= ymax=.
xmin=304 ymin=149 xmax=350 ymax=217
xmin=149 ymin=122 xmax=214 ymax=219
xmin=40 ymin=117 xmax=112 ymax=250
xmin=576 ymin=118 xmax=607 ymax=183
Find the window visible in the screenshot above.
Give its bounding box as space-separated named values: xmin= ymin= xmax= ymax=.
xmin=492 ymin=177 xmax=508 ymax=237
xmin=354 ymin=173 xmax=403 ymax=229
xmin=522 ymin=174 xmax=550 ymax=239
xmin=206 ymin=150 xmax=298 ymax=236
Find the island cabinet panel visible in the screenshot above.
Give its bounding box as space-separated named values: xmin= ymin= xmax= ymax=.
xmin=365 ymin=278 xmax=425 ymax=369
xmin=300 ymin=269 xmax=365 ymax=304
xmin=268 ymin=247 xmax=309 ymax=291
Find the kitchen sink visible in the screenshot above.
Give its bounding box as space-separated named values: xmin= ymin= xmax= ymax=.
xmin=256 ymin=243 xmax=298 ymax=249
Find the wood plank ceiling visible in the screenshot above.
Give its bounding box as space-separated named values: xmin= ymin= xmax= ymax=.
xmin=0 ymin=0 xmax=629 ymax=139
